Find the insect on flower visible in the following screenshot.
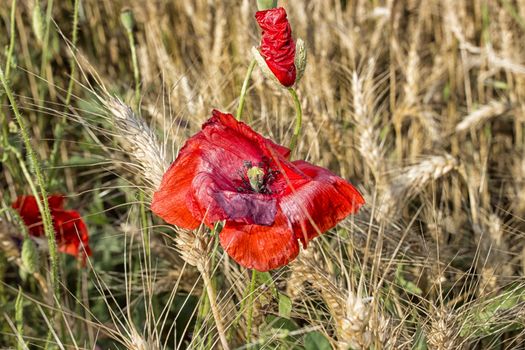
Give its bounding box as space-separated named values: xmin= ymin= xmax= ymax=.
xmin=12 ymin=195 xmax=92 ymax=263
xmin=151 ymin=111 xmax=364 ymax=271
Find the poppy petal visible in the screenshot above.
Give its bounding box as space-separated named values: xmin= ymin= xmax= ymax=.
xmin=189 ymin=171 xmax=278 ymax=226
xmin=204 ymin=111 xmax=291 ymax=160
xmin=213 ymin=191 xmax=277 ymax=226
xmin=12 ymin=195 xmax=40 ymax=219
xmin=11 ymin=196 xmax=45 ymax=236
xmin=219 ymin=211 xmax=299 ymax=271
xmin=52 ymin=209 xmax=91 ymax=257
xmin=279 ymin=160 xmax=365 ymax=246
xmin=151 ymin=141 xmax=203 ymax=229
xmin=47 ymin=195 xmax=65 ymax=210
xmin=177 ymin=111 xmax=290 ymax=226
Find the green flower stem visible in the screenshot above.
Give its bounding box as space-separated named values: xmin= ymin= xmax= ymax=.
xmin=0 ymin=66 xmax=59 ymax=297
xmin=236 ymin=59 xmax=257 ymax=120
xmin=245 ymin=269 xmax=257 ymax=347
xmin=288 ymin=87 xmax=302 ymax=153
xmin=49 ymin=0 xmax=80 ymax=171
xmin=1 ymin=0 xmax=17 ymax=150
xmin=4 ymin=0 xmax=16 ymax=79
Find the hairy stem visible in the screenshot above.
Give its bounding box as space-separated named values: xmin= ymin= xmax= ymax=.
xmin=246 ymin=269 xmax=257 ymax=347
xmin=1 ymin=0 xmax=17 ymax=152
xmin=4 ymin=0 xmax=16 ymax=78
xmin=0 ymin=66 xmax=59 ymax=297
xmin=288 ymin=87 xmax=302 ymax=153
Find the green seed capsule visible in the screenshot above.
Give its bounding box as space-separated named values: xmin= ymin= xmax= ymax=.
xmin=21 ymin=239 xmax=39 ymax=274
xmin=120 ymin=8 xmax=136 ymax=33
xmin=32 ymin=3 xmax=44 ymax=44
xmin=257 ymin=0 xmax=278 ymax=10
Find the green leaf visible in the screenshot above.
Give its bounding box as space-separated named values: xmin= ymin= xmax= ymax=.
xmin=256 ymin=271 xmax=278 ymax=298
xmin=304 ymin=332 xmax=332 ymax=350
xmin=460 ymin=285 xmax=525 ymax=337
xmin=395 ymin=265 xmax=422 ymax=296
xmin=278 ymin=293 xmax=292 ymax=319
xmin=266 ymin=315 xmax=299 ymax=332
xmin=412 ymin=326 xmax=427 ymax=350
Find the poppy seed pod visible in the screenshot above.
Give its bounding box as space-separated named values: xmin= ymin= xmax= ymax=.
xmin=120 ymin=8 xmax=136 ymax=33
xmin=257 ymin=0 xmax=278 ymax=10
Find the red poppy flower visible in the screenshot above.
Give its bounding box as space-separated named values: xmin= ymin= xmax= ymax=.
xmin=255 ymin=7 xmax=297 ymax=87
xmin=12 ymin=195 xmax=92 ymax=261
xmin=151 ymin=110 xmax=364 ymax=271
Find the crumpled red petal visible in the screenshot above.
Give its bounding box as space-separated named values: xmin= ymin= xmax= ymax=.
xmin=152 ymin=111 xmax=290 ymax=228
xmin=279 ymin=160 xmax=365 ymax=246
xmin=151 ymin=140 xmax=203 ymax=229
xmin=255 ymin=7 xmax=296 ymax=87
xmin=219 ymin=211 xmax=299 ymax=271
xmin=203 ymin=110 xmax=291 ymax=160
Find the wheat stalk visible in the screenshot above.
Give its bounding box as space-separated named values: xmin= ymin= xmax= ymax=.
xmin=426 ymin=308 xmax=463 ymax=350
xmin=351 ymin=65 xmax=385 ymax=184
xmin=104 ymin=98 xmax=230 ymax=349
xmin=377 ymin=154 xmax=458 ymax=220
xmin=288 ymin=248 xmax=391 ymax=350
xmin=455 ymin=100 xmax=509 ymax=133
xmin=103 ymin=97 xmax=168 ymax=192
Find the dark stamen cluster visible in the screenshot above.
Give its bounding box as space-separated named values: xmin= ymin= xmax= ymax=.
xmin=236 ymin=157 xmax=280 ymax=194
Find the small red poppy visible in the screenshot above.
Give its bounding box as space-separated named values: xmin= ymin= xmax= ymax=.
xmin=255 ymin=7 xmax=297 ymax=87
xmin=151 ymin=111 xmax=364 ymax=271
xmin=12 ymin=195 xmax=92 ymax=261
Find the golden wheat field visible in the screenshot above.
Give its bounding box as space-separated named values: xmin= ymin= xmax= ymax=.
xmin=2 ymin=0 xmax=525 ymax=349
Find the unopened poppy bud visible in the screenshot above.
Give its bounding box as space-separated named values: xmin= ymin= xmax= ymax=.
xmin=32 ymin=3 xmax=44 ymax=44
xmin=257 ymin=0 xmax=278 ymax=10
xmin=294 ymin=38 xmax=307 ymax=84
xmin=9 ymin=121 xmax=18 ymax=133
xmin=21 ymin=239 xmax=39 ymax=273
xmin=120 ymin=8 xmax=135 ymax=33
xmin=255 ymin=7 xmax=297 ymax=87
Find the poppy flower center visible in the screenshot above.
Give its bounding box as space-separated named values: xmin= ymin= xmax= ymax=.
xmin=236 ymin=158 xmax=279 ymax=194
